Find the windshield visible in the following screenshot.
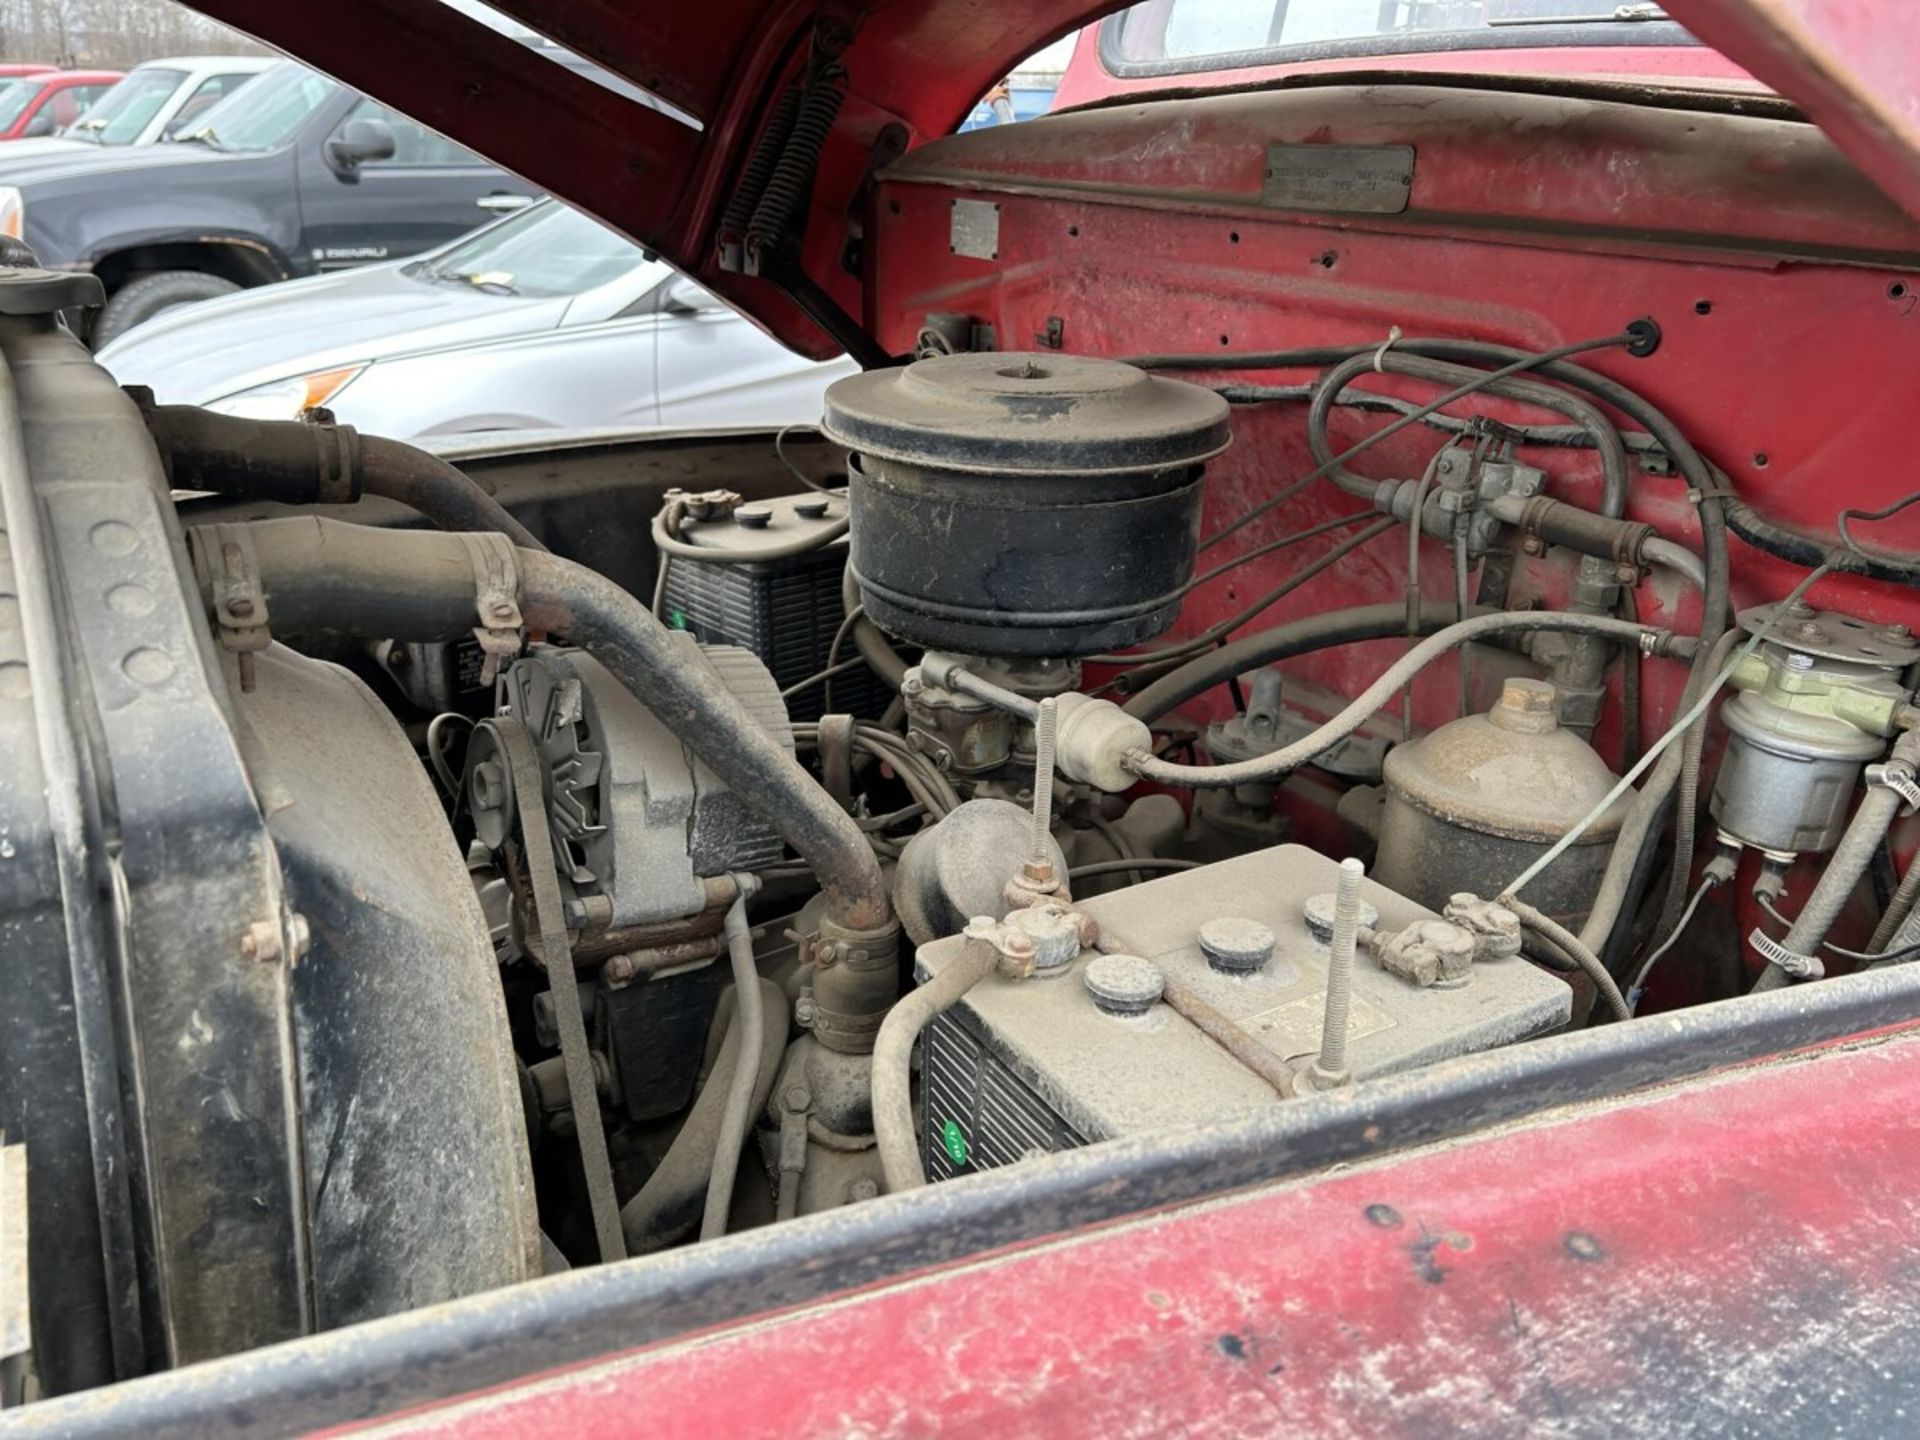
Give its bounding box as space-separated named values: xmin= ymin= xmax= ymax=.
xmin=0 ymin=78 xmax=44 ymax=131
xmin=412 ymin=200 xmax=646 ymax=299
xmin=69 ymin=67 xmax=185 ymax=145
xmin=1107 ymin=0 xmax=1693 ymax=72
xmin=177 ymin=60 xmax=334 ymax=153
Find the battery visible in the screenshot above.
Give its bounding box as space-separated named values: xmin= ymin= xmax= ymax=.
xmin=658 ymin=491 xmax=891 ymax=724
xmin=915 ymin=845 xmax=1570 ymax=1181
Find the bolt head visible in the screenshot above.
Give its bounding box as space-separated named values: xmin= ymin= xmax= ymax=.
xmin=1784 ymin=652 xmax=1815 ymax=671
xmin=228 ymin=597 xmax=255 ymax=619
xmin=471 ymin=760 xmax=505 ymax=808
xmin=1489 ymin=677 xmax=1560 ymax=735
xmin=489 ymin=600 xmax=517 ymax=622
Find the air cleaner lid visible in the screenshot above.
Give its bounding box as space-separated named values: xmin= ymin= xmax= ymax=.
xmin=822 ymin=351 xmax=1230 ymax=476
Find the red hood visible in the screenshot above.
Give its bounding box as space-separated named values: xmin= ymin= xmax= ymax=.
xmin=182 ymin=0 xmax=1920 ymax=359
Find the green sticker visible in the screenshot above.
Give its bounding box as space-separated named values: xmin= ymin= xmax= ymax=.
xmin=667 ymin=610 xmax=688 ymax=631
xmin=940 ymin=1118 xmax=969 ymax=1166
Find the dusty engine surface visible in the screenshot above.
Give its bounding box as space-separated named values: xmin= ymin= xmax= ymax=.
xmin=6 ymin=256 xmax=1918 ymax=1417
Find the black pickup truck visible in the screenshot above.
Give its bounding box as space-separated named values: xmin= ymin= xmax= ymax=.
xmin=0 ymin=59 xmax=542 ymax=343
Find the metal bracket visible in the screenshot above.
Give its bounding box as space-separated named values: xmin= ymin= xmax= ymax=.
xmin=201 ymin=522 xmax=271 ymax=691
xmin=461 ymin=531 xmax=523 ymax=686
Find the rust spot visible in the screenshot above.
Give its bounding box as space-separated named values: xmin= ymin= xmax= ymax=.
xmin=1406 ymin=1225 xmax=1449 ymax=1284
xmin=1564 ymin=1231 xmax=1606 ymax=1263
xmin=1145 ymin=1289 xmax=1171 ymax=1310
xmin=1445 ymin=1231 xmax=1473 ymax=1253
xmin=1364 ymin=1203 xmax=1402 ymax=1228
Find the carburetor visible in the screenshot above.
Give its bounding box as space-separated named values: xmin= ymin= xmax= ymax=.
xmin=1710 ymin=600 xmax=1920 ymax=857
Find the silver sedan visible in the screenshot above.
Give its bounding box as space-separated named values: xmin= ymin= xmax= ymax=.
xmin=98 ymin=197 xmax=854 ymax=438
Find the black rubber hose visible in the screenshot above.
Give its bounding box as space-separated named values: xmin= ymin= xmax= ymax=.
xmin=1121 ymin=601 xmax=1490 ymax=724
xmin=1382 ymin=340 xmax=1730 ymax=653
xmin=622 ymin=978 xmax=789 ymax=1254
xmin=140 ymin=399 xmax=546 ymax=552
xmin=194 ymin=519 xmax=891 ymax=936
xmin=1123 ymin=335 xmax=1727 ymax=656
xmin=518 ymin=549 xmax=889 ymax=934
xmin=1307 ymin=351 xmax=1631 ymax=519
xmin=359 ymin=435 xmax=546 ymax=553
xmin=1727 ymin=500 xmax=1920 ymax=587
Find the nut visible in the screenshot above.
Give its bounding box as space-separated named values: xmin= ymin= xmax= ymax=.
xmin=240 ymin=918 xmax=282 ymax=963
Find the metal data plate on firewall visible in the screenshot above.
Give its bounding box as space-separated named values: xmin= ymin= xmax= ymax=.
xmin=1263 ymin=143 xmax=1415 ymax=214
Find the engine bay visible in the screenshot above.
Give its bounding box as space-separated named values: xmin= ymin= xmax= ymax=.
xmin=5 ymin=56 xmax=1920 ymax=1416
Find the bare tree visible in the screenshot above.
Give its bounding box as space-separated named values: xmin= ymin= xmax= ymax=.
xmin=0 ymin=0 xmax=266 ymax=67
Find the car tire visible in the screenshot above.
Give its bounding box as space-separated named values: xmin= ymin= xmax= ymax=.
xmin=95 ymin=271 xmax=242 ymax=347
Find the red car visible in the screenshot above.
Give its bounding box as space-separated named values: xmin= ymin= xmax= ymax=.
xmin=4 ymin=1 xmax=1920 ymax=1436
xmin=0 ymin=68 xmax=121 ymax=140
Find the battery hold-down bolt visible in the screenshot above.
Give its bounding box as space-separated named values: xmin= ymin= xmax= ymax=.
xmin=1294 ymin=857 xmax=1364 ymax=1095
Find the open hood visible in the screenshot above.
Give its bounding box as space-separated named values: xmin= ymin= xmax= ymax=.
xmin=179 ymin=0 xmax=1920 ymax=360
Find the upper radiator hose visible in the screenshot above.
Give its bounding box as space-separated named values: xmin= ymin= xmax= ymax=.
xmin=186 ymin=517 xmax=899 ymax=1049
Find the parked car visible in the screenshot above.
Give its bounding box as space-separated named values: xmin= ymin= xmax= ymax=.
xmin=0 ymin=69 xmax=120 ymax=140
xmin=99 ymin=197 xmax=855 ymax=434
xmin=0 ymin=57 xmax=539 ymax=344
xmin=10 ymin=0 xmax=1920 ymax=1435
xmin=62 ymin=55 xmax=273 ymax=147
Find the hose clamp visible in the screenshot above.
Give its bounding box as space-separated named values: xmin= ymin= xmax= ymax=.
xmin=1868 ymin=759 xmax=1920 ymax=815
xmin=461 ymin=531 xmax=523 ymax=684
xmin=1749 ymin=926 xmax=1823 ymax=981
xmin=199 ymin=522 xmax=271 ymax=691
